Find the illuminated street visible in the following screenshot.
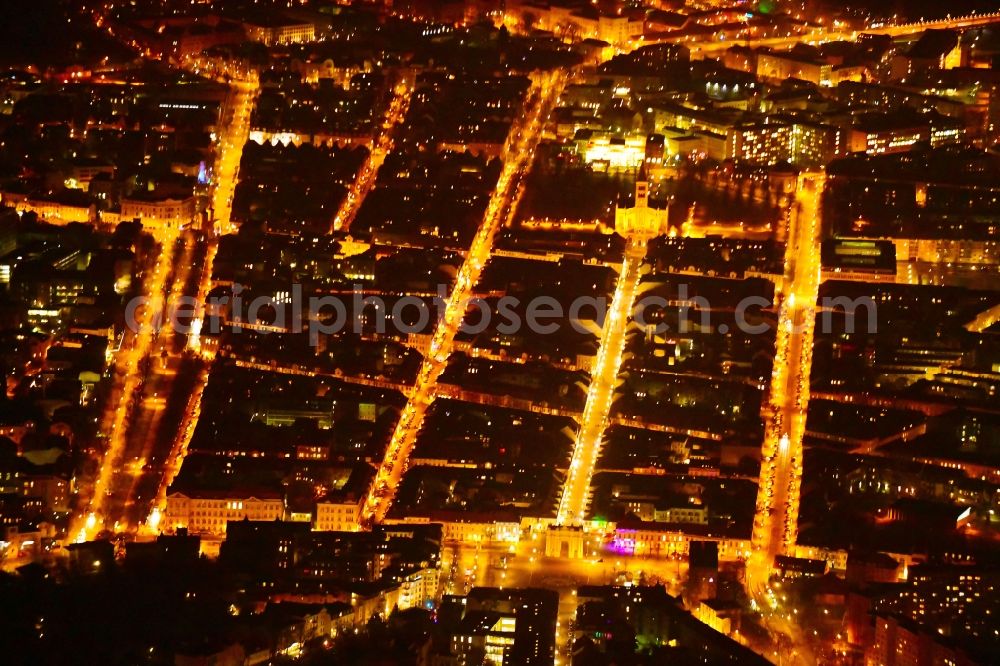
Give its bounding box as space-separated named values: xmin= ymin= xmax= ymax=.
xmin=100 ymin=235 xmax=200 ymax=532
xmin=653 ymin=11 xmax=1000 ymax=58
xmin=8 ymin=1 xmax=1000 ymax=663
xmin=557 ymin=237 xmax=646 ymax=526
xmin=361 ymin=70 xmax=568 ymax=524
xmin=749 ymin=173 xmax=825 ymax=587
xmin=209 ymin=79 xmax=257 ymax=236
xmin=331 ymin=74 xmax=413 ymax=233
xmin=144 ymin=72 xmax=260 ymax=531
xmin=70 ymin=233 xmax=177 ymax=542
xmin=67 ymin=61 xmax=258 ymax=541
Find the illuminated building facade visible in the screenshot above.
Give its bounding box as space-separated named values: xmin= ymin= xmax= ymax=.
xmin=452 ymin=614 xmax=517 ymax=666
xmin=849 ymin=125 xmax=924 ymax=154
xmin=791 ymin=121 xmax=844 ymax=166
xmin=836 ymin=81 xmax=967 ymax=119
xmin=727 ymin=118 xmax=842 ymax=167
xmin=653 ymin=505 xmax=709 ymax=525
xmin=757 ymin=51 xmax=829 ymax=86
xmin=120 ymin=195 xmax=197 ymax=232
xmin=847 ymin=114 xmax=965 ymax=155
xmin=443 ymin=587 xmax=558 ymax=666
xmin=65 ymin=161 xmax=115 ymax=191
xmin=297 ymin=57 xmax=369 ymax=87
xmin=695 ymin=599 xmax=741 ymax=635
xmin=164 ymin=490 xmax=285 ymax=535
xmin=890 ymin=29 xmax=966 ymax=81
xmin=509 ymin=2 xmax=644 ymax=48
xmin=615 ymin=178 xmax=668 ymax=239
xmin=821 ymin=239 xmax=896 ymax=277
xmin=727 ymin=120 xmax=791 ymax=165
xmin=0 ymin=191 xmax=94 ymax=224
xmin=314 ymin=499 xmax=363 ymax=532
xmin=870 ymin=566 xmax=1000 ymax=666
xmin=23 ymin=475 xmax=70 ymax=513
xmin=577 ymin=130 xmax=649 ymax=170
xmin=610 ymin=519 xmax=751 ymax=561
xmin=242 ymin=18 xmax=315 ymax=46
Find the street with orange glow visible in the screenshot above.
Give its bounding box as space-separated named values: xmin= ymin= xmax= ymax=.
xmin=11 ymin=0 xmax=1000 ymax=663
xmin=99 ymin=235 xmax=199 ymax=533
xmin=650 ymin=11 xmax=1000 ymax=58
xmin=70 ymin=233 xmax=176 ymax=542
xmin=360 ymin=69 xmax=569 ymax=525
xmin=556 ymin=237 xmax=646 ymax=526
xmin=749 ymin=173 xmax=825 ymax=590
xmin=209 ymin=80 xmax=258 ymax=236
xmin=331 ymin=74 xmax=413 ymax=233
xmin=68 ymin=68 xmax=258 ymax=542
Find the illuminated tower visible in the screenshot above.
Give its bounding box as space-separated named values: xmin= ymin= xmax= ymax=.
xmin=614 ymin=174 xmax=669 ymax=239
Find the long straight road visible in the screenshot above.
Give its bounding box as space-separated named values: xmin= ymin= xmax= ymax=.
xmin=101 ymin=236 xmax=204 ymax=532
xmin=71 ymin=233 xmax=177 ymax=542
xmin=556 ymin=237 xmax=646 ymax=525
xmin=143 ymin=75 xmax=260 ymax=532
xmin=210 ymin=80 xmax=257 ymax=236
xmin=331 ymin=74 xmax=413 ymax=233
xmin=659 ymin=12 xmax=1000 ymax=59
xmin=67 ymin=58 xmax=258 ymax=541
xmin=748 ymin=173 xmax=824 ymax=587
xmin=360 ymin=70 xmax=569 ymax=525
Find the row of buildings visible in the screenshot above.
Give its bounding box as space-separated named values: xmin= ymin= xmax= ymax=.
xmin=1 ymin=191 xmax=201 ymax=234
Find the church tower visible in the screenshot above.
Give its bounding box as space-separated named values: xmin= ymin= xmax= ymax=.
xmin=614 ymin=171 xmax=668 ymax=239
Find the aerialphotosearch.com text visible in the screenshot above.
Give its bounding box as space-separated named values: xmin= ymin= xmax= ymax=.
xmin=126 ymin=282 xmax=878 ymax=344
